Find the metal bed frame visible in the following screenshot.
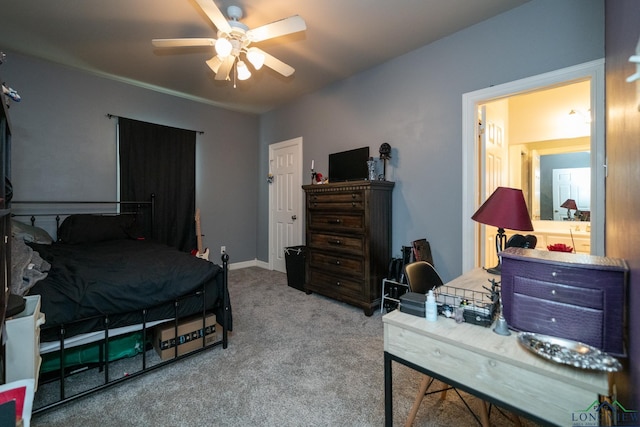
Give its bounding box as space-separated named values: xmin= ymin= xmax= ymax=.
xmin=10 ymin=196 xmax=230 ymax=414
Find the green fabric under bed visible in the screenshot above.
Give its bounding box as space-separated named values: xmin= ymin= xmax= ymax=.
xmin=41 ymin=332 xmax=146 ymax=374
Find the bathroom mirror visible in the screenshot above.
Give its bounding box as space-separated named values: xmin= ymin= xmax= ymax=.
xmin=497 ymin=80 xmax=592 ymax=223
xmin=517 ymin=138 xmax=591 ymax=222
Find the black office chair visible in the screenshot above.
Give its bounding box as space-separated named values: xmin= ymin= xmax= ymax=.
xmin=403 ymin=261 xmax=491 ymax=427
xmin=403 ymin=261 xmax=443 ymax=294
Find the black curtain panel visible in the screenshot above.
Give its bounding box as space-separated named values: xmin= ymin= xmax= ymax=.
xmin=118 ymin=117 xmax=196 ymax=252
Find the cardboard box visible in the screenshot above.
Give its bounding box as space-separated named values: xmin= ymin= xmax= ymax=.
xmin=153 ymin=314 xmax=218 ymax=360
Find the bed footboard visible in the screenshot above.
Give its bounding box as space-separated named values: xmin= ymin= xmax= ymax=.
xmin=32 ymin=253 xmax=231 ymax=415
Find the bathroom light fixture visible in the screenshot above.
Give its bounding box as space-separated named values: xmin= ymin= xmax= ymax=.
xmin=569 ymin=109 xmax=591 ymax=123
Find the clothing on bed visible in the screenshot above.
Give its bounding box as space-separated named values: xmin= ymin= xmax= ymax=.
xmin=28 ymin=239 xmax=232 ymax=342
xmin=10 ymin=238 xmax=51 ymax=296
xmin=11 ymin=219 xmax=54 ymax=245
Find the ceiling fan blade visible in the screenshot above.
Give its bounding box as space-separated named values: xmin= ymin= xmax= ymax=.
xmin=256 ymin=48 xmax=295 ymax=77
xmin=247 ymin=15 xmax=306 ymax=43
xmin=215 ymin=56 xmax=235 ymax=80
xmin=152 ymin=38 xmax=216 ymax=48
xmin=194 ymin=0 xmax=232 ymax=34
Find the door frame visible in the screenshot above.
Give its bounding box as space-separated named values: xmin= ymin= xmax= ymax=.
xmin=461 ymin=59 xmax=605 ymax=272
xmin=268 ymin=137 xmax=304 ymax=271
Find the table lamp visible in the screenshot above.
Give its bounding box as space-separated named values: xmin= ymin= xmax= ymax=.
xmin=472 ymin=187 xmax=534 ymax=274
xmin=560 ymin=198 xmax=578 ymax=220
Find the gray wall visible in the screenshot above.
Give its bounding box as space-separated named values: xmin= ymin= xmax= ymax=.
xmin=4 ymin=54 xmax=259 ymax=263
xmin=258 ymin=0 xmax=604 ymax=281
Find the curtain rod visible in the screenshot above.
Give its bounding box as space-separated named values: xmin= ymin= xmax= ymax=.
xmin=106 ymin=113 xmax=204 ymax=135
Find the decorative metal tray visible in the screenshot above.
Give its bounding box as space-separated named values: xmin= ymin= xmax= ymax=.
xmin=517 ymin=332 xmax=622 ymax=372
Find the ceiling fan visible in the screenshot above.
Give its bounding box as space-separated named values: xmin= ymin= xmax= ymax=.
xmin=152 ymin=1 xmax=306 ymax=82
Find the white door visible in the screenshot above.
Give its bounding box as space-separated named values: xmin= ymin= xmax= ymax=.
xmin=482 ymin=102 xmax=509 ymax=269
xmin=269 ymin=137 xmax=303 ymax=273
xmin=552 ymin=167 xmax=591 ymax=220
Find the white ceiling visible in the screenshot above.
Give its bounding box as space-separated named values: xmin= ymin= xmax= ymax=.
xmin=0 ymin=0 xmax=529 ymax=114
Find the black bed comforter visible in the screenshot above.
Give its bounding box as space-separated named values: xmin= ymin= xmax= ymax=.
xmin=28 ymin=239 xmax=232 ymax=341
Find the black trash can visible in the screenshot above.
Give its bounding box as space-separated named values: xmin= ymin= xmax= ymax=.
xmin=284 ymin=246 xmax=306 ymax=292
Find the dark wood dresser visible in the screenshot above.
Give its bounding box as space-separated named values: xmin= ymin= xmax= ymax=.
xmin=500 ymin=247 xmax=628 ymax=356
xmin=303 ymin=180 xmax=394 ymax=316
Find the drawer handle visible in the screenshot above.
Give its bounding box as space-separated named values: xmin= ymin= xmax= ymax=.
xmin=333 ymin=260 xmax=341 ymax=266
xmin=328 ymin=239 xmax=342 ymax=245
xmin=552 ymin=271 xmax=557 ymax=277
xmin=327 ymin=219 xmax=342 ymax=224
xmin=352 ymin=202 xmax=356 ymax=207
xmin=351 ymin=193 xmax=357 ymax=199
xmin=551 ymin=317 xmax=556 ymax=323
xmin=336 ymin=281 xmax=341 ymax=286
xmin=551 ymin=289 xmax=557 ymax=296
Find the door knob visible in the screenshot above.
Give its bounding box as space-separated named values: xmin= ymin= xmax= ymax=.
xmin=291 ymin=215 xmax=297 ymax=220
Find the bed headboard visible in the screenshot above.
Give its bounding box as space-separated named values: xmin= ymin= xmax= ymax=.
xmin=10 ymin=194 xmax=155 ymax=242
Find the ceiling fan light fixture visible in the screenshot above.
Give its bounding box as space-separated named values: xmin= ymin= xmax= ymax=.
xmin=246 ymin=47 xmax=265 ymax=70
xmin=206 ymin=56 xmax=223 ymax=73
xmin=152 ymin=3 xmax=306 ymax=83
xmin=236 ymin=60 xmax=251 ymax=80
xmin=215 ymin=37 xmax=232 ymax=58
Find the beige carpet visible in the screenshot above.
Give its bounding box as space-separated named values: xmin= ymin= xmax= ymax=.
xmin=31 ymin=266 xmax=536 ymax=426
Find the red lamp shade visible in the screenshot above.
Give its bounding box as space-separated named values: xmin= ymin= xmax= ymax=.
xmin=472 ymin=187 xmax=534 ymax=231
xmin=560 ymin=199 xmax=578 ymax=210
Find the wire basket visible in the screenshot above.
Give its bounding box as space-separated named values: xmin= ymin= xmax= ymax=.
xmin=433 ymin=279 xmax=500 ymax=327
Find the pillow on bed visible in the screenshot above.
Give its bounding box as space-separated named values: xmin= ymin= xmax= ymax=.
xmin=11 ymin=219 xmax=54 ymax=244
xmin=58 ymin=214 xmax=139 ymax=244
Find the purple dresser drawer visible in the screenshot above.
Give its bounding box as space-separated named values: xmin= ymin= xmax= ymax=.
xmin=512 ymin=276 xmax=604 ymax=309
xmin=500 ymin=247 xmax=628 ymax=356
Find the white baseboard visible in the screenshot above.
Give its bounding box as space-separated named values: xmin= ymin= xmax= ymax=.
xmin=226 ymin=258 xmax=270 ymax=270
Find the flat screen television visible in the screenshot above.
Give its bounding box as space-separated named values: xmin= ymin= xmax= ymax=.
xmin=328 ymin=146 xmax=370 ymax=182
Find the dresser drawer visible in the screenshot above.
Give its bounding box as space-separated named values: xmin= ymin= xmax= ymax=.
xmin=309 ymin=251 xmax=364 ymax=276
xmin=308 ymin=269 xmax=363 ymax=299
xmin=510 ymin=260 xmax=622 ymax=291
xmin=308 ymin=190 xmax=364 ymax=210
xmin=308 ymin=212 xmax=364 ymax=232
xmin=512 ymin=276 xmax=604 ymax=309
xmin=511 ymin=293 xmax=604 ymax=349
xmin=308 ymin=232 xmax=364 ymax=254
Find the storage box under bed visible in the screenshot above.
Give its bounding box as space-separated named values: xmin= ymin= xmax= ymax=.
xmin=153 ymin=314 xmax=219 ymax=360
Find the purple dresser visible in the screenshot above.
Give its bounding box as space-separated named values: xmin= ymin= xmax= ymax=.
xmin=500 ymin=247 xmax=628 ymax=356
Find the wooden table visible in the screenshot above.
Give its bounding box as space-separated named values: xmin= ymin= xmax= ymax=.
xmin=383 ymin=268 xmax=611 ymax=426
